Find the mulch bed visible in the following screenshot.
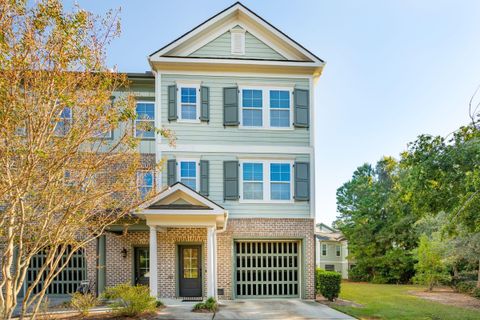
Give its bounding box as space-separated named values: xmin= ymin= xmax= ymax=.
xmin=409 ymin=287 xmax=480 ymax=311
xmin=315 ymin=294 xmax=364 ymax=308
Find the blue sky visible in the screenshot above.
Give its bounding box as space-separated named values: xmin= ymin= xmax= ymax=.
xmin=66 ymin=0 xmax=480 ymax=226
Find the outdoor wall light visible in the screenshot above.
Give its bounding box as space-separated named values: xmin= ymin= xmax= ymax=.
xmin=121 ymin=248 xmax=127 ymax=258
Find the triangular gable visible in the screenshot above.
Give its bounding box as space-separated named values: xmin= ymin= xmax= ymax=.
xmin=137 ymin=182 xmax=226 ymax=215
xmin=149 ymin=2 xmax=324 ymax=65
xmin=189 ymin=28 xmax=287 ymax=60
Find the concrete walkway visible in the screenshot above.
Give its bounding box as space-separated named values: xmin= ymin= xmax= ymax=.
xmin=157 ymin=299 xmax=355 ymax=320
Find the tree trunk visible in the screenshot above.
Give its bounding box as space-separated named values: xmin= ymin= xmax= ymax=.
xmin=477 ymin=259 xmax=480 ymax=289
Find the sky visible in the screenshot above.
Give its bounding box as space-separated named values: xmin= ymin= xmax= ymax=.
xmin=65 ymin=0 xmax=480 ymax=226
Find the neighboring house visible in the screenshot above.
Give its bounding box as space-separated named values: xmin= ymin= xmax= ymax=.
xmin=315 ymin=223 xmax=350 ymax=279
xmin=21 ymin=2 xmax=324 ymax=300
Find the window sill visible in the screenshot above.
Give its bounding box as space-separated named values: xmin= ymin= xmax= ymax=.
xmin=238 ymin=199 xmax=295 ymax=204
xmin=238 ymin=125 xmax=294 ymax=131
xmin=177 ymin=119 xmax=201 ymax=124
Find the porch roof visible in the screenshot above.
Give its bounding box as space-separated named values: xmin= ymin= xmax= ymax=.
xmin=134 ymin=182 xmax=228 ymax=230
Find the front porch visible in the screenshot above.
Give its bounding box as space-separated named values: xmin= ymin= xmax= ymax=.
xmin=134 ymin=182 xmax=228 ymax=299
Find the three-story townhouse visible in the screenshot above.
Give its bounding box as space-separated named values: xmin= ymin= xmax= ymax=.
xmin=20 ymin=2 xmax=325 ymax=301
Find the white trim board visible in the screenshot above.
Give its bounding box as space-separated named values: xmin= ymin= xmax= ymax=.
xmin=156 ymin=144 xmax=313 ymax=155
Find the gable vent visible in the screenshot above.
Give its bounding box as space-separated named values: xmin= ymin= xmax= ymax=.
xmin=230 ymin=29 xmax=245 ymax=55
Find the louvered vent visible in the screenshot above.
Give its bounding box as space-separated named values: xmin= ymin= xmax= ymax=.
xmin=231 ymin=29 xmax=245 ymax=55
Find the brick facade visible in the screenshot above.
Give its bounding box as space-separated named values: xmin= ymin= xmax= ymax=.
xmin=216 ymin=218 xmax=315 ymax=300
xmin=85 ymin=217 xmax=315 ymax=300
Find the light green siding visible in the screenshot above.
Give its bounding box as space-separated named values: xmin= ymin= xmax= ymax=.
xmin=317 ymin=241 xmax=344 ymax=263
xmin=189 ymin=31 xmax=286 ymax=60
xmin=161 ymin=74 xmax=310 ymax=146
xmin=161 ymin=152 xmax=310 ymax=219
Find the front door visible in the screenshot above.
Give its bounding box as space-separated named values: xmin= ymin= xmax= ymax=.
xmin=134 ymin=247 xmax=149 ymax=286
xmin=178 ymin=245 xmax=202 ymax=297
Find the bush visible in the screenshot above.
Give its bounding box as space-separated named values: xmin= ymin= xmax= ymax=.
xmin=472 ymin=287 xmax=480 ymax=299
xmin=455 ymin=281 xmax=476 ymax=294
xmin=70 ymin=292 xmax=98 ymax=316
xmin=193 ymin=297 xmax=218 ymax=312
xmin=103 ymin=284 xmax=157 ymax=316
xmin=316 ymin=269 xmax=341 ymax=301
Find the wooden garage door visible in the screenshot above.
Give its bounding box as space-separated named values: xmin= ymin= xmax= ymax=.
xmin=26 ymin=247 xmax=86 ymax=295
xmin=234 ymin=241 xmax=300 ymax=298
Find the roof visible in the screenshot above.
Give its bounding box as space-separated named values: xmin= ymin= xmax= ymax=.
xmin=315 ymin=222 xmax=346 ymax=242
xmin=148 ymin=2 xmax=324 ymax=71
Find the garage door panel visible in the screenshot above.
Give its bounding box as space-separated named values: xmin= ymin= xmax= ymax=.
xmin=235 ymin=240 xmax=300 ymax=298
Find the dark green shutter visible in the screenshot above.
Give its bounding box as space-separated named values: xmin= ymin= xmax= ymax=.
xmin=199 ymin=160 xmax=209 ymax=196
xmin=294 ymin=89 xmax=309 ymax=128
xmin=224 ymin=161 xmax=239 ymax=200
xmin=223 ymin=87 xmax=239 ymax=126
xmin=167 ymin=159 xmax=177 ymax=185
xmin=294 ymin=162 xmax=309 ymax=200
xmin=168 ymin=85 xmax=177 ymax=121
xmin=200 ymin=86 xmax=209 ymax=122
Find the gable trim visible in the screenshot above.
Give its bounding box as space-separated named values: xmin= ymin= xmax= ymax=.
xmin=149 ymin=2 xmax=324 ymax=64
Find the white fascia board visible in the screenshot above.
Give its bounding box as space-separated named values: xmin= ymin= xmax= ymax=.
xmin=160 ymin=70 xmax=314 ymax=79
xmin=149 ymin=5 xmax=240 ymax=59
xmin=157 ymin=144 xmax=313 ymax=155
xmin=151 ymin=56 xmax=323 ymax=68
xmin=142 ymin=209 xmax=225 ymax=215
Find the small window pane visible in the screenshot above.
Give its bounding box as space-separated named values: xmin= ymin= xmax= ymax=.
xmin=181 ymin=88 xmax=196 ymax=104
xmin=180 ymin=161 xmax=196 ymax=190
xmin=271 ymin=183 xmax=290 ymax=200
xmin=270 ymin=110 xmax=289 ymax=127
xmin=243 ymin=163 xmax=263 ymax=200
xmin=242 ymin=109 xmax=262 ymax=126
xmin=181 ymin=105 xmax=196 ymax=120
xmin=270 ymin=164 xmax=290 ymax=182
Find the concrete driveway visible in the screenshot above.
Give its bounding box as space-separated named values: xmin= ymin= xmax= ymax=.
xmin=157 ymin=299 xmax=355 ymax=320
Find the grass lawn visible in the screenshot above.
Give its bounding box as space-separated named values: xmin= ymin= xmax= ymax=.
xmin=330 ymin=282 xmax=480 ymax=320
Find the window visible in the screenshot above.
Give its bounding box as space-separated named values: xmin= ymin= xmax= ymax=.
xmin=241 ymin=89 xmax=263 ymax=127
xmin=336 ymin=245 xmax=341 ymax=257
xmin=325 ymin=264 xmax=335 ymax=272
xmin=92 ymin=128 xmax=113 ymax=139
xmin=242 ymin=163 xmax=263 ymax=200
xmin=135 ymin=102 xmax=155 ymax=138
xmin=180 ymin=87 xmax=197 ymax=120
xmin=239 ymin=87 xmax=292 ymax=129
xmin=55 ymin=107 xmax=72 ymax=135
xmin=321 ymin=244 xmax=327 ymax=256
xmin=240 ymin=160 xmax=293 ymax=202
xmin=270 ymin=163 xmax=291 ymax=200
xmin=270 ymin=90 xmax=290 ymax=127
xmin=137 ymin=171 xmax=154 ymax=198
xmin=179 ymin=161 xmax=197 ymax=190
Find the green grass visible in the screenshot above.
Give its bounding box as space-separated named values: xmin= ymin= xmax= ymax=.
xmin=331 ymin=282 xmax=480 ymax=320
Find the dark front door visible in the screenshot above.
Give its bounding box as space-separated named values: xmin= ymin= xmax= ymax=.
xmin=134 ymin=247 xmax=149 ymax=286
xmin=178 ymin=245 xmax=202 ymax=297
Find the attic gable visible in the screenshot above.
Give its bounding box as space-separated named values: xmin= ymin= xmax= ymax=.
xmin=189 ymin=27 xmax=287 ymax=60
xmin=149 ymin=2 xmax=324 ymax=70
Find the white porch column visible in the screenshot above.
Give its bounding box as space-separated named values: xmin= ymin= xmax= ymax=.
xmin=149 ymin=225 xmax=158 ymax=298
xmin=206 ymin=226 xmax=217 ymax=298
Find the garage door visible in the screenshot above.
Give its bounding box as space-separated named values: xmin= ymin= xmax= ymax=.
xmin=234 ymin=241 xmax=300 ymax=298
xmin=26 ymin=247 xmax=86 ymax=295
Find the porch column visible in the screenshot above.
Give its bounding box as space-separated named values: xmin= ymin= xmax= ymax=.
xmin=149 ymin=225 xmax=158 ymax=298
xmin=206 ymin=226 xmax=217 ymax=298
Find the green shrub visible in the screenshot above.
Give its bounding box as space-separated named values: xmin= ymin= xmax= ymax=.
xmin=455 ymin=281 xmax=476 ymax=294
xmin=70 ymin=292 xmax=98 ymax=316
xmin=193 ymin=297 xmax=218 ymax=312
xmin=472 ymin=287 xmax=480 ymax=299
xmin=316 ymin=268 xmax=341 ymax=301
xmin=102 ymin=284 xmax=157 ymax=316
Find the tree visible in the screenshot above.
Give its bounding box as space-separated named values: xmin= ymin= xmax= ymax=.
xmin=413 ymin=234 xmax=450 ymax=291
xmin=0 ymin=1 xmax=172 ymax=318
xmin=335 ymin=157 xmax=417 ymax=284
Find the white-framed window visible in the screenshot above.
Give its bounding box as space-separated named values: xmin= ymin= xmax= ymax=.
xmin=137 ymin=171 xmax=154 ymax=198
xmin=178 ymin=159 xmax=199 ymax=190
xmin=178 ymin=85 xmax=200 ymax=122
xmin=336 ymin=245 xmax=341 ymax=257
xmin=242 ymin=163 xmax=263 ymax=200
xmin=241 ymin=89 xmax=263 ymax=127
xmin=239 ymin=87 xmax=293 ymax=129
xmin=322 ymin=243 xmax=327 ymax=256
xmin=135 ymin=102 xmax=155 ymax=138
xmin=55 ymin=107 xmax=72 ymax=136
xmin=270 ymin=90 xmax=291 ymax=127
xmin=239 ymin=160 xmax=293 ymax=203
